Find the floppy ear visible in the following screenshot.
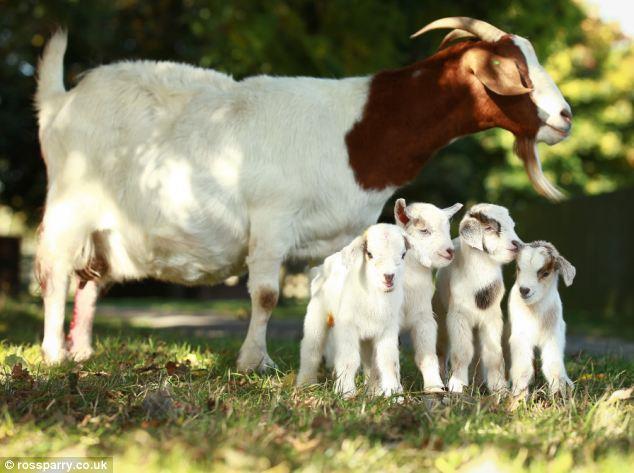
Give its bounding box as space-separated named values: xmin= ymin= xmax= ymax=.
xmin=556 ymin=254 xmax=576 ymax=287
xmin=466 ymin=49 xmax=533 ymax=96
xmin=394 ymin=198 xmax=411 ymax=227
xmin=342 ymin=234 xmax=366 ymax=268
xmin=459 ymin=217 xmax=483 ymax=251
xmin=443 ymin=203 xmax=463 ymax=220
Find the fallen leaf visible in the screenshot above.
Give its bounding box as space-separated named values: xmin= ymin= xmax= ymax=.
xmin=11 ymin=363 xmax=34 ymax=387
xmin=165 ymin=361 xmax=177 ymax=375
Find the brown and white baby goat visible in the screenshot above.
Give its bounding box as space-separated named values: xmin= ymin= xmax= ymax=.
xmin=508 ymin=241 xmax=576 ymax=397
xmin=435 ymin=204 xmax=522 ymax=393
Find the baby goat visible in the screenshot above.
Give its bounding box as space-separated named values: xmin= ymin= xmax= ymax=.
xmin=388 ymin=199 xmax=462 ymax=392
xmin=296 ymin=224 xmax=410 ymax=398
xmin=435 ymin=204 xmax=521 ymax=393
xmin=508 ymin=241 xmax=576 ymax=397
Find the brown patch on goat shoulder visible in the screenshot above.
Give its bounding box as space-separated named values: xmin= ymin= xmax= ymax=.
xmin=345 ymin=38 xmax=540 ymax=191
xmin=258 ymin=288 xmax=278 ymax=311
xmin=326 ymin=312 xmax=335 ymax=328
xmin=474 ymin=280 xmax=502 ymax=310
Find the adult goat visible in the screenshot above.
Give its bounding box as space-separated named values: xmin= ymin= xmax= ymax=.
xmin=35 ymin=17 xmax=572 ymax=369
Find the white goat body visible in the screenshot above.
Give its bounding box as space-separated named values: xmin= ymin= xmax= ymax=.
xmin=36 ymin=33 xmax=391 ymax=366
xmin=508 ymin=241 xmax=575 ymax=396
xmin=297 ymin=224 xmax=408 ymax=398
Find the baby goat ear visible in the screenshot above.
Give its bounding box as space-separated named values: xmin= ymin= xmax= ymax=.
xmin=342 ymin=234 xmax=366 ymax=268
xmin=394 ymin=198 xmax=411 ymax=227
xmin=443 ymin=203 xmax=463 ymax=220
xmin=556 ymin=254 xmax=576 ymax=287
xmin=459 ymin=217 xmax=483 ymax=251
xmin=467 ymin=49 xmax=533 ymax=96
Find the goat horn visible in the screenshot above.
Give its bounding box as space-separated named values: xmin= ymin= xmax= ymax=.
xmin=438 ymin=29 xmax=477 ymax=50
xmin=411 ymin=17 xmax=507 ymax=43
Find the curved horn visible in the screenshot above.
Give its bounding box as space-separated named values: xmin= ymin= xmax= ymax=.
xmin=411 ymin=17 xmax=507 ymax=43
xmin=438 ymin=29 xmax=477 ymax=50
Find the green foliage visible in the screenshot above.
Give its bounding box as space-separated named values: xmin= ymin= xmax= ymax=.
xmin=0 ymin=0 xmax=631 ymax=220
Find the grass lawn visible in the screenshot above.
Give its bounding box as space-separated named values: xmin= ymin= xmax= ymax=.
xmin=1 ymin=298 xmax=632 ymax=472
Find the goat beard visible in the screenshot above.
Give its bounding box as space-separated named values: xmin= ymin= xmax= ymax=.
xmin=514 ymin=136 xmax=564 ymax=202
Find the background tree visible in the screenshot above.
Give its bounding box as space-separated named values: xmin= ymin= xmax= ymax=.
xmin=0 ymin=0 xmax=631 ymax=223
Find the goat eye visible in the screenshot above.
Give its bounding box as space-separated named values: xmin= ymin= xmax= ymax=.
xmin=485 ymin=226 xmax=495 ymax=232
xmin=366 ymin=251 xmax=373 ymax=259
xmin=420 ymin=228 xmax=430 ymax=235
xmin=401 ymin=252 xmax=406 ymax=259
xmin=541 ymin=271 xmax=550 ymax=278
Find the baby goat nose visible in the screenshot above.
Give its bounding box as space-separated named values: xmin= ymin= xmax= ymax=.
xmin=519 ymin=286 xmax=531 ymax=298
xmin=384 ymin=273 xmax=395 ymax=284
xmin=445 ymin=248 xmax=454 ymax=258
xmin=511 ymin=240 xmax=521 ymax=251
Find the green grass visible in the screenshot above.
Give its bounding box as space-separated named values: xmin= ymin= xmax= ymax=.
xmin=1 ymin=298 xmax=633 ymax=472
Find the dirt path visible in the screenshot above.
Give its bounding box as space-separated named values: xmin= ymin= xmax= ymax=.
xmin=97 ymin=305 xmax=634 ymax=359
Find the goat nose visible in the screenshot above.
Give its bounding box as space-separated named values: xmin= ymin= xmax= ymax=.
xmin=519 ymin=286 xmax=531 ymax=297
xmin=445 ymin=248 xmax=454 ymax=258
xmin=560 ymin=107 xmax=572 ymax=123
xmin=384 ymin=273 xmax=395 ymax=284
xmin=511 ymin=240 xmax=521 ymax=251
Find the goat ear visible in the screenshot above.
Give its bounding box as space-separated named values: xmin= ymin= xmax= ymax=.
xmin=443 ymin=203 xmax=463 ymax=220
xmin=467 ymin=50 xmax=533 ymax=96
xmin=342 ymin=234 xmax=366 ymax=268
xmin=459 ymin=217 xmax=483 ymax=251
xmin=394 ymin=198 xmax=410 ymax=227
xmin=556 ymin=254 xmax=576 ymax=287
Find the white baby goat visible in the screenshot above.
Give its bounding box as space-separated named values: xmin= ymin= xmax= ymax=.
xmin=508 ymin=241 xmax=576 ymax=397
xmin=296 ymin=224 xmax=410 ymax=398
xmin=435 ymin=203 xmax=522 ymax=393
xmin=375 ymin=199 xmax=462 ymax=393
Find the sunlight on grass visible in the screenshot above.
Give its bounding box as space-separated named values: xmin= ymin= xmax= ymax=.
xmin=0 ymin=299 xmax=632 ymax=471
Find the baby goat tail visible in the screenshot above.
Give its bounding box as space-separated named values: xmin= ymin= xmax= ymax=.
xmin=35 ymin=29 xmax=68 ymax=129
xmin=514 ymin=136 xmax=565 ymax=202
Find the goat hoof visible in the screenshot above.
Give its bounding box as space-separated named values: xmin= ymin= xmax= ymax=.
xmin=41 ymin=343 xmax=67 ymax=365
xmin=237 ymin=349 xmax=277 ymax=372
xmin=424 ymin=385 xmax=445 ymax=394
xmin=447 ymin=378 xmax=465 ymax=393
xmin=69 ymin=345 xmax=94 ymax=362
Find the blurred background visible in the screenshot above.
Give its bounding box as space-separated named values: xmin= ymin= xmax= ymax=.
xmin=0 ymin=0 xmax=632 ymax=337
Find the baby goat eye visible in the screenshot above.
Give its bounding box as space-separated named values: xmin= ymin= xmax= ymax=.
xmin=401 ymin=252 xmax=406 ymax=259
xmin=420 ymin=228 xmax=430 ymax=235
xmin=366 ymin=251 xmax=373 ymax=259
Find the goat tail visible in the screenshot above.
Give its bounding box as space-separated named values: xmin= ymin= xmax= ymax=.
xmin=35 ymin=29 xmax=68 ymax=124
xmin=514 ymin=136 xmax=565 ymax=202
